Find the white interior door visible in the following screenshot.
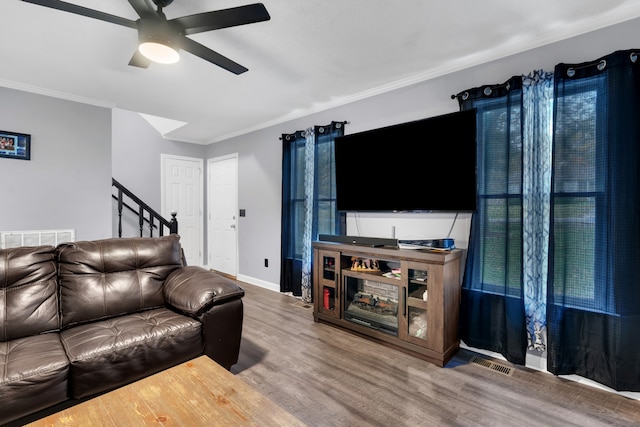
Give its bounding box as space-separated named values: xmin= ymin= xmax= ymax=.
xmin=208 ymin=154 xmax=238 ymax=276
xmin=161 ymin=154 xmax=203 ymax=267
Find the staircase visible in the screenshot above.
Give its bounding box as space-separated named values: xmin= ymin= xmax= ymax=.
xmin=112 ymin=178 xmax=178 ymax=238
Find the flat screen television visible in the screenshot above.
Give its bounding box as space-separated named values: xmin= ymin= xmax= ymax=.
xmin=334 ymin=109 xmax=477 ymax=212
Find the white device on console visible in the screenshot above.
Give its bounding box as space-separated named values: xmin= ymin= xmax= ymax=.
xmin=397 ymin=238 xmax=456 ymax=250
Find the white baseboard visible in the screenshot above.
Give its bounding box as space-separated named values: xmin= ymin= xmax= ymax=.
xmin=202 ymin=267 xmax=280 ymax=293
xmin=201 ymin=264 xmax=280 ymax=293
xmin=236 ymin=274 xmax=280 ymax=293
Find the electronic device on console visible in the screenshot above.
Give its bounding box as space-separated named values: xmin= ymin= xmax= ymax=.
xmin=318 ymin=234 xmax=398 ymax=248
xmin=397 ymin=238 xmax=455 ymax=250
xmin=319 ymin=234 xmax=455 ymax=251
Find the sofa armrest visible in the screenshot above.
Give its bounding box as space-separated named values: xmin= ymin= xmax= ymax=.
xmin=164 ymin=266 xmax=245 ymax=317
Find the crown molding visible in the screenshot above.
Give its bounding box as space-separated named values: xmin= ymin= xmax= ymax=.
xmin=0 ymin=79 xmax=115 ymax=109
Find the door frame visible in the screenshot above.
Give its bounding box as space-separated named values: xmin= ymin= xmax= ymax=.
xmin=160 ymin=154 xmax=204 ymax=266
xmin=207 ymin=153 xmax=239 ymax=275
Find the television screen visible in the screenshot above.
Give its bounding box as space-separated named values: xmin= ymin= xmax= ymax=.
xmin=334 ymin=109 xmax=477 ymax=212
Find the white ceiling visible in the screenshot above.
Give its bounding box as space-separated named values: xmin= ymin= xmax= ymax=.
xmin=2 ymin=0 xmax=640 ymax=144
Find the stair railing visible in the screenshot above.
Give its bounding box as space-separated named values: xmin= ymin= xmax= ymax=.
xmin=112 ymin=178 xmax=178 ymax=237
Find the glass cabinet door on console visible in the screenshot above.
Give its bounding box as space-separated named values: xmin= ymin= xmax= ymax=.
xmin=402 ymin=262 xmax=433 ymax=347
xmin=314 ymin=249 xmax=341 ymax=318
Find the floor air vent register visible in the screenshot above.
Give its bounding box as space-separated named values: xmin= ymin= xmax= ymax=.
xmin=469 ymin=355 xmax=515 ymax=376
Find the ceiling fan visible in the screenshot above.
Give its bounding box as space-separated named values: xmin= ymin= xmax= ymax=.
xmin=20 ymin=0 xmax=271 ymax=74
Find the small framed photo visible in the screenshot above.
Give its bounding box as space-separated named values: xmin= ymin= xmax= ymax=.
xmin=0 ymin=131 xmax=31 ymax=160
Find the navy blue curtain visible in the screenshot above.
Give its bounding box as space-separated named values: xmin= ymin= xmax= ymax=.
xmin=281 ymin=129 xmax=306 ymax=296
xmin=548 ymin=49 xmax=640 ymax=390
xmin=280 ymin=122 xmax=346 ymax=297
xmin=456 ymin=78 xmax=528 ymax=365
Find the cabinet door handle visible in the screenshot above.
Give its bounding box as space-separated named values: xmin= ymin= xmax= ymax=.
xmin=403 ymin=287 xmax=407 ymax=317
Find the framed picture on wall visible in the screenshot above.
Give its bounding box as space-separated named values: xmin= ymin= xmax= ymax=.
xmin=0 ymin=130 xmax=31 ymax=160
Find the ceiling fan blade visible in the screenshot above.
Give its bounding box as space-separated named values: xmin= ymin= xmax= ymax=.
xmin=179 ymin=36 xmax=248 ymax=75
xmin=127 ymin=0 xmax=156 ymax=19
xmin=20 ymin=0 xmax=137 ymax=29
xmin=174 ymin=3 xmax=270 ymax=36
xmin=128 ymin=50 xmax=151 ymax=68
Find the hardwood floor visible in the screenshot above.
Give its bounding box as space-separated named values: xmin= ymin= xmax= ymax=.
xmin=231 ymin=281 xmax=640 ymax=427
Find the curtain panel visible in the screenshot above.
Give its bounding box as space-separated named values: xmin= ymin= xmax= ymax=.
xmin=548 ymin=49 xmax=640 ymax=391
xmin=459 ymin=48 xmax=640 ymax=391
xmin=280 ymin=129 xmax=307 ymax=296
xmin=280 ymin=122 xmax=346 ymax=300
xmin=521 ymin=70 xmax=554 ymax=352
xmin=456 ymin=77 xmax=528 ymax=365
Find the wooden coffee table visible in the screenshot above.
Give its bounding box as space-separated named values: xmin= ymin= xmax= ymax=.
xmin=26 ymin=356 xmax=306 ymax=426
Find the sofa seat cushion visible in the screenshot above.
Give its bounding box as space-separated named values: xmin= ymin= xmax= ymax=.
xmin=61 ymin=307 xmax=203 ymax=399
xmin=0 ymin=333 xmax=69 ymax=425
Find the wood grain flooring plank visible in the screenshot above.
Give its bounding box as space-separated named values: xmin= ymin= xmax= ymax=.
xmin=233 ymin=281 xmax=640 ymax=427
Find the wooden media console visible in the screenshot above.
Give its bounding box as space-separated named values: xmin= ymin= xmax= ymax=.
xmin=312 ymin=241 xmax=462 ymax=367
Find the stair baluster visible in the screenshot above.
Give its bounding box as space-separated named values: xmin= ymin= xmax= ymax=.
xmin=112 ymin=178 xmax=178 ymax=238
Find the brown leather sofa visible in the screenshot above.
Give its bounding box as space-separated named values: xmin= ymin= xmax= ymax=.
xmin=0 ymin=235 xmax=245 ymax=426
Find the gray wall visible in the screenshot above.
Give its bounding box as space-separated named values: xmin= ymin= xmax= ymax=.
xmin=2 ymin=17 xmax=639 ymax=290
xmin=0 ymin=87 xmax=111 ymax=241
xmin=206 ymin=17 xmax=640 ymax=290
xmin=207 ymin=129 xmax=283 ymax=288
xmin=111 ymin=108 xmax=206 ymax=240
xmin=112 ymin=108 xmax=206 ymax=210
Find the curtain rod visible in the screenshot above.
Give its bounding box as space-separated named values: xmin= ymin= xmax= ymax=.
xmin=451 ymin=80 xmax=515 ymax=100
xmin=279 ymin=121 xmax=349 ymax=140
xmin=451 ymin=53 xmax=636 ymax=98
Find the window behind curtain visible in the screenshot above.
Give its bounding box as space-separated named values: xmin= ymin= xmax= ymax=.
xmin=474 ymin=96 xmax=523 ymax=296
xmin=551 ymin=76 xmax=609 ymax=312
xmin=291 ymin=136 xmax=306 ymax=259
xmin=314 ymin=128 xmax=341 ymax=237
xmin=282 ymin=132 xmax=308 ymax=259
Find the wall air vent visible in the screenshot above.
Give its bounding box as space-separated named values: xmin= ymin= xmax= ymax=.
xmin=0 ymin=229 xmax=75 ymax=249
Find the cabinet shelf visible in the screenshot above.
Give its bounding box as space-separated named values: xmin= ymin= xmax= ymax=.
xmin=407 ymin=297 xmax=428 ymax=310
xmin=342 ymin=268 xmax=402 ymax=286
xmin=312 ymin=241 xmax=462 ymax=367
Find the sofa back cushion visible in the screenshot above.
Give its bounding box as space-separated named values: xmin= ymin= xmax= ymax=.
xmin=0 ymin=245 xmax=59 ymax=342
xmin=58 ymin=235 xmax=183 ymax=328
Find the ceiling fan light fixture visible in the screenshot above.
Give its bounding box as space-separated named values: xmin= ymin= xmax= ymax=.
xmin=138 ymin=39 xmax=180 ymax=64
xmin=23 ymin=0 xmax=270 ymax=72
